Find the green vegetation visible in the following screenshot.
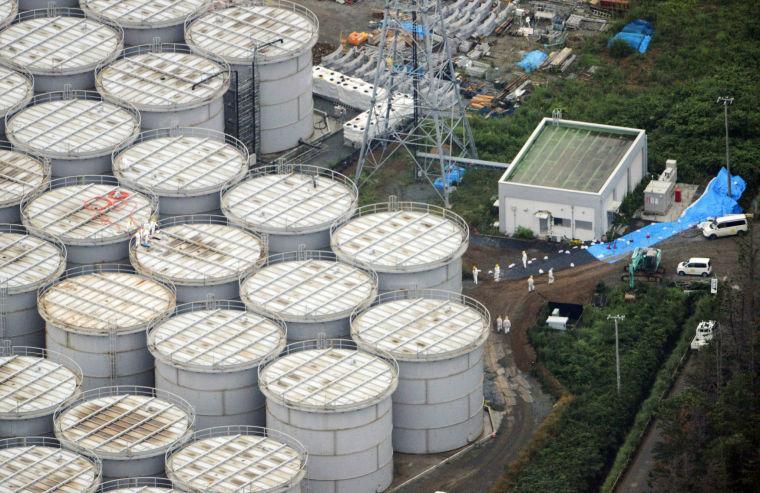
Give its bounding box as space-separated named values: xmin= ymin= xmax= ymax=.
xmin=515 ymin=226 xmax=535 ymax=240
xmin=499 ymin=285 xmax=692 ymax=492
xmin=601 ymin=294 xmax=715 ymax=492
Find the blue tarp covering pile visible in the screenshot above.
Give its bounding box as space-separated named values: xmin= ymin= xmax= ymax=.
xmin=608 ymin=19 xmax=653 ymax=54
xmin=588 ymin=168 xmax=747 ymax=262
xmin=434 ymin=166 xmax=466 ymax=190
xmin=381 ymin=20 xmax=429 ymax=37
xmin=516 ymin=50 xmax=547 ymax=72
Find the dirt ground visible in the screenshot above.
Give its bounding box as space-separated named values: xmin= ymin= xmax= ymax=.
xmin=299 ymin=0 xmax=384 ymax=45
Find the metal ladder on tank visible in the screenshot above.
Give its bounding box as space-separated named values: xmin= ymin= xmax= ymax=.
xmin=251 ymin=46 xmax=262 ymax=157
xmin=0 ymin=282 xmax=8 ymax=349
xmin=108 ymin=320 xmax=117 ymax=385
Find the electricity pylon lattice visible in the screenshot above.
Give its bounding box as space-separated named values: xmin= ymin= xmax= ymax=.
xmin=354 ymin=0 xmax=478 ymax=207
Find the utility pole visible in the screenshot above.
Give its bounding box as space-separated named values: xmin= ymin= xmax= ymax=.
xmin=717 ymin=96 xmax=734 ymax=197
xmin=608 ymin=314 xmax=625 ymax=395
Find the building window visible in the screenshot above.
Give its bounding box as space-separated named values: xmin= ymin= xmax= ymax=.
xmin=575 ymin=220 xmax=592 ymax=230
xmin=553 ymin=217 xmax=571 ymax=227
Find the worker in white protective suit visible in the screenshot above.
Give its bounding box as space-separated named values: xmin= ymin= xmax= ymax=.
xmin=472 ymin=265 xmax=481 ymax=285
xmin=522 ymin=250 xmax=528 ymax=269
xmin=548 ymin=268 xmax=555 ymax=285
xmin=136 ymin=228 xmax=150 ymax=249
xmin=494 ymin=263 xmax=501 ymax=282
xmin=496 ymin=315 xmax=503 ymax=333
xmin=503 ymin=316 xmax=511 ymax=334
xmin=528 ymin=275 xmax=535 ymax=292
xmin=148 ymin=217 xmax=158 ymax=237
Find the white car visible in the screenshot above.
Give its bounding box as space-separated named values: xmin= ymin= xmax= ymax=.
xmin=691 ymin=320 xmax=716 ymax=350
xmin=677 ymin=257 xmax=712 ymax=277
xmin=702 ymin=213 xmax=749 ymax=239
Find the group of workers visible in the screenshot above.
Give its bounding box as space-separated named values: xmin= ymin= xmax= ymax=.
xmin=495 ymin=315 xmax=511 ymax=334
xmin=472 ymin=249 xmax=556 ymax=292
xmin=134 ymin=218 xmax=158 ymax=248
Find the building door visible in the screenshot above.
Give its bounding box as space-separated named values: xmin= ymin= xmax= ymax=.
xmin=539 ymin=217 xmax=549 ymax=235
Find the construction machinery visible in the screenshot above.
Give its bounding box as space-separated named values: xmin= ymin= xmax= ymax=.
xmin=621 ymin=247 xmax=664 ymax=288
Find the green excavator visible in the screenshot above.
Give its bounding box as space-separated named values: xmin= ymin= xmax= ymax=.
xmin=621 ymin=247 xmax=664 ymax=288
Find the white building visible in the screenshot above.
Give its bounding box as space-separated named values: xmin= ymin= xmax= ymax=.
xmin=498 ymin=118 xmax=647 ymax=242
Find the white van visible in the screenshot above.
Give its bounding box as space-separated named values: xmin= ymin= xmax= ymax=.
xmin=677 ymin=257 xmax=712 ymax=277
xmin=702 ymin=214 xmax=749 ymax=239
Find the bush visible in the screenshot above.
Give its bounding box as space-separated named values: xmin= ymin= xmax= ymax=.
xmin=609 ymin=39 xmax=636 ymax=58
xmin=515 ymin=226 xmax=535 ymax=239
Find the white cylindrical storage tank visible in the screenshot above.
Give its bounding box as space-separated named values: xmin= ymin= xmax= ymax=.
xmin=0 ymin=0 xmax=16 ymax=28
xmin=185 ymin=0 xmax=319 ymax=154
xmin=0 ymin=436 xmax=102 ymax=492
xmin=0 ymin=63 xmax=33 ymax=140
xmin=221 ymin=164 xmax=357 ymax=253
xmin=166 ymin=425 xmax=307 ymax=493
xmin=21 ymin=175 xmax=157 ymax=268
xmin=18 ymin=0 xmax=77 ymax=12
xmin=80 ymin=0 xmax=211 ymax=46
xmin=113 ymin=128 xmax=249 ymax=218
xmin=0 ymin=224 xmax=65 ymax=347
xmin=5 ymin=91 xmax=140 ymax=177
xmin=130 ymin=214 xmax=266 ymax=303
xmin=240 ymin=250 xmax=377 ymax=342
xmin=259 ymin=339 xmax=398 ymax=493
xmin=148 ymin=300 xmax=286 ymax=429
xmin=96 ymin=43 xmax=230 ymax=132
xmin=0 ymin=8 xmax=123 ymax=93
xmin=0 ymin=143 xmax=49 ymax=223
xmin=97 ymin=477 xmax=178 ymax=493
xmin=39 ymin=264 xmax=176 ymax=390
xmin=54 ymin=386 xmax=195 ymax=481
xmin=331 ymin=201 xmax=470 ymax=293
xmin=0 ymin=346 xmax=82 ymax=438
xmin=351 ymin=289 xmax=489 ymax=454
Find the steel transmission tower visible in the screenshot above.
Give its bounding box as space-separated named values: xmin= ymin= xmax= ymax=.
xmin=354 ymin=0 xmax=478 ymax=207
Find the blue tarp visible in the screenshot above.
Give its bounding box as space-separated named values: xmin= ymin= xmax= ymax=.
xmin=588 ymin=168 xmax=747 ymax=262
xmin=381 ymin=20 xmax=429 ymax=37
xmin=434 ymin=166 xmax=466 ymax=190
xmin=516 ymin=50 xmax=547 ymax=73
xmin=609 ymin=19 xmax=653 ymax=54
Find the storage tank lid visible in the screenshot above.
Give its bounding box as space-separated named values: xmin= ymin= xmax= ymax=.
xmin=221 ymin=164 xmax=357 ymax=235
xmin=96 ymin=44 xmax=230 ymax=112
xmin=113 ymin=129 xmax=248 ymax=198
xmin=97 ymin=477 xmax=178 ymax=492
xmin=39 ymin=268 xmax=175 ymax=335
xmin=0 ymin=147 xmax=48 ymax=209
xmin=0 ymin=0 xmax=16 ymax=28
xmin=130 ymin=216 xmax=264 ymax=286
xmin=352 ymin=291 xmax=491 ymax=361
xmin=166 ymin=427 xmax=307 ymax=492
xmin=185 ymin=1 xmax=319 ymax=65
xmin=55 ymin=387 xmax=193 ymax=460
xmin=22 ymin=179 xmax=154 ymax=245
xmin=259 ymin=341 xmax=397 ymax=411
xmin=81 ymin=0 xmax=210 ymax=29
xmin=0 ymin=64 xmax=33 ymax=116
xmin=0 ymin=10 xmax=122 ymax=76
xmin=0 ymin=437 xmax=100 ymax=493
xmin=0 ymin=226 xmax=65 ymax=295
xmin=6 ymin=93 xmax=140 ymax=159
xmin=148 ymin=302 xmax=286 ymax=372
xmin=331 ymin=201 xmax=469 ymax=273
xmin=0 ymin=348 xmax=81 ymax=420
xmin=240 ymin=252 xmax=376 ymax=323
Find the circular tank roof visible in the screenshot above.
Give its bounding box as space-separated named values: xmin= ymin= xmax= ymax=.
xmin=186 ymin=1 xmax=319 ymax=65
xmin=6 ymin=95 xmax=140 ymax=159
xmin=0 ymin=229 xmax=65 ymax=295
xmin=81 ymin=0 xmax=210 ymax=29
xmin=0 ymin=11 xmax=122 ymax=76
xmin=331 ymin=202 xmax=469 ymax=273
xmin=55 ymin=389 xmax=193 ymax=460
xmin=0 ymin=437 xmax=100 ymax=493
xmin=39 ymin=270 xmax=175 ymax=335
xmin=131 ymin=218 xmax=264 ymax=286
xmin=96 ymin=46 xmax=230 ymax=112
xmin=259 ymin=344 xmax=397 ymax=412
xmin=0 ymin=148 xmax=48 ymax=209
xmin=22 ymin=180 xmax=154 ymax=245
xmin=240 ymin=254 xmax=376 ymax=323
xmin=149 ymin=305 xmax=285 ymax=372
xmin=0 ymin=1 xmax=16 ymax=29
xmin=0 ymin=64 xmax=33 ymax=116
xmin=221 ymin=165 xmax=357 ymax=235
xmin=0 ymin=350 xmax=80 ymax=420
xmin=113 ymin=130 xmax=248 ymax=197
xmin=97 ymin=478 xmax=179 ymax=493
xmin=352 ymin=293 xmax=490 ymax=361
xmin=167 ymin=429 xmax=306 ymax=492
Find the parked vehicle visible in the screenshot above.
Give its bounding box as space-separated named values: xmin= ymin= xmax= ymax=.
xmin=691 ymin=320 xmax=716 ymax=350
xmin=702 ymin=213 xmax=749 ymax=239
xmin=677 ymin=257 xmax=712 ymax=277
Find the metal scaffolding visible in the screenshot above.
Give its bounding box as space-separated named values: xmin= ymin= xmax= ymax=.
xmin=355 ymin=0 xmax=477 ymax=207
